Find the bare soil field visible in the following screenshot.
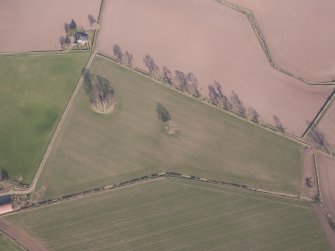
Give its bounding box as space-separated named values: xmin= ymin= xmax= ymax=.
xmin=228 ymin=0 xmax=335 ymax=82
xmin=97 ymin=0 xmax=333 ymax=136
xmin=314 ymin=205 xmax=335 ymax=250
xmin=0 ymin=0 xmax=100 ymax=52
xmin=315 ymin=99 xmax=335 ymax=153
xmin=317 ymin=153 xmax=335 ymax=220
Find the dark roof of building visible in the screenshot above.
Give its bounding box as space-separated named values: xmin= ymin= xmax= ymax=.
xmin=0 ymin=195 xmax=11 ymax=205
xmin=75 ymin=32 xmax=88 ymax=40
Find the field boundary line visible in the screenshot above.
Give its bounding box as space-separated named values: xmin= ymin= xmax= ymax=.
xmin=302 ymin=88 xmax=335 ymax=139
xmin=0 ymin=49 xmax=91 ymax=57
xmin=313 ymin=153 xmax=322 ymax=203
xmin=216 ymin=0 xmax=335 ymax=86
xmin=3 ymin=171 xmax=317 ymax=217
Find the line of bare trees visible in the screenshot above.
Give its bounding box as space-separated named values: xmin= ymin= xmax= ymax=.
xmin=113 ymin=45 xmax=134 ymax=69
xmin=111 ymin=44 xmax=289 ymax=132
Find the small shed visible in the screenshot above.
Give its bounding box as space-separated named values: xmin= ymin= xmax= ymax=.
xmin=75 ymin=32 xmax=89 ymax=45
xmin=0 ymin=195 xmax=13 ymax=215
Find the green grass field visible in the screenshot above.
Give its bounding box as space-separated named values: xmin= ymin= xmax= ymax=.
xmin=0 ymin=232 xmax=23 ymax=251
xmin=0 ymin=53 xmax=90 ymax=183
xmin=36 ymin=56 xmax=302 ymax=199
xmin=6 ymin=179 xmax=330 ymax=250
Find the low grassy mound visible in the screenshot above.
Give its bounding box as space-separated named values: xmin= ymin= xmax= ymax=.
xmin=36 ymin=57 xmax=302 ymax=199
xmin=0 ymin=52 xmax=90 ymax=184
xmin=6 ymin=179 xmax=330 ymax=250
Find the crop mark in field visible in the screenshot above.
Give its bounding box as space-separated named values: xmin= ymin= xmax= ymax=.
xmin=217 ymin=0 xmax=335 ymax=86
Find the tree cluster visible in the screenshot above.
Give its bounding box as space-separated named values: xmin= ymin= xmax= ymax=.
xmin=113 ymin=45 xmax=134 ymax=69
xmin=0 ymin=169 xmax=9 ymax=181
xmin=208 ymin=81 xmax=260 ymax=123
xmin=156 ymin=103 xmax=171 ymax=123
xmin=142 ymin=54 xmax=201 ymax=98
xmin=143 ymin=55 xmax=160 ymax=80
xmin=310 ymin=127 xmax=328 ymax=150
xmin=65 ymin=19 xmax=79 ymax=37
xmin=84 ymin=71 xmax=115 ymax=113
xmin=113 ymin=46 xmax=292 ymax=130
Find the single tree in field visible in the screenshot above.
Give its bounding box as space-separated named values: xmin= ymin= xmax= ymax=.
xmin=156 ymin=103 xmax=171 ymax=123
xmin=113 ymin=44 xmax=123 ymax=63
xmin=162 ymin=66 xmax=173 ymax=85
xmin=143 ymin=55 xmax=160 ymax=80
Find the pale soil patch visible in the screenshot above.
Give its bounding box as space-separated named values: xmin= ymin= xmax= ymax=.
xmin=317 ymin=153 xmax=335 ymax=220
xmin=97 ymin=0 xmax=332 ymax=136
xmin=91 ymin=101 xmax=116 ymax=114
xmin=164 ymin=120 xmax=178 ymax=135
xmin=228 ymin=0 xmax=335 ymax=82
xmin=0 ymin=0 xmax=100 ymax=52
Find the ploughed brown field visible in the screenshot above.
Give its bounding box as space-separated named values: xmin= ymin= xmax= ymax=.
xmin=229 ymin=0 xmax=335 ymax=82
xmin=0 ymin=0 xmax=100 ymax=52
xmin=317 ymin=153 xmax=335 ymax=220
xmin=96 ymin=0 xmax=333 ymax=136
xmin=315 ymin=99 xmax=335 ymax=154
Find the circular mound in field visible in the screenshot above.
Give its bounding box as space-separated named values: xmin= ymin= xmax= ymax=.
xmin=91 ymin=100 xmax=116 ymax=114
xmin=164 ymin=120 xmax=178 ymax=135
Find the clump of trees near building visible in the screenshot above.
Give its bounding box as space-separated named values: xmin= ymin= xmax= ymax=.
xmin=84 ymin=71 xmax=116 ymax=113
xmin=0 ymin=169 xmax=9 ymax=182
